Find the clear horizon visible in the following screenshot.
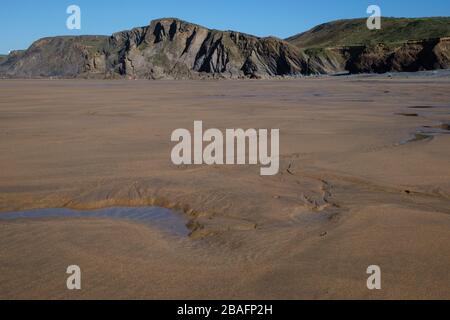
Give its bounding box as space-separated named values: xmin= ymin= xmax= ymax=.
xmin=1 ymin=0 xmax=450 ymax=54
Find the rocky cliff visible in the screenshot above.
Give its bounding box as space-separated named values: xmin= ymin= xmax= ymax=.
xmin=286 ymin=17 xmax=450 ymax=75
xmin=337 ymin=37 xmax=450 ymax=73
xmin=106 ymin=18 xmax=324 ymax=79
xmin=0 ymin=18 xmax=334 ymax=79
xmin=1 ymin=17 xmax=450 ymax=79
xmin=0 ymin=36 xmax=109 ymax=78
xmin=300 ymin=37 xmax=450 ymax=74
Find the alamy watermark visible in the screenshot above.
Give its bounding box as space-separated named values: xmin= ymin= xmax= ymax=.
xmin=66 ymin=5 xmax=81 ymax=30
xmin=367 ymin=5 xmax=382 ymax=30
xmin=64 ymin=5 xmax=379 ymax=32
xmin=171 ymin=121 xmax=280 ymax=176
xmin=66 ymin=265 xmax=81 ymax=290
xmin=367 ymin=265 xmax=382 ymax=290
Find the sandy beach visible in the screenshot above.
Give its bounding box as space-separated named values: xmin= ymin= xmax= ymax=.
xmin=0 ymin=77 xmax=449 ymax=299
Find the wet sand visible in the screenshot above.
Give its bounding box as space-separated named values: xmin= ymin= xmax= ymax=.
xmin=0 ymin=77 xmax=449 ymax=299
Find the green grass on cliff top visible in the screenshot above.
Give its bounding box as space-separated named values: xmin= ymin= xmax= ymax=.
xmin=287 ymin=17 xmax=450 ymax=49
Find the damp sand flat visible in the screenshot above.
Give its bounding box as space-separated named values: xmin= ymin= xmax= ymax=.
xmin=0 ymin=77 xmax=450 ymax=299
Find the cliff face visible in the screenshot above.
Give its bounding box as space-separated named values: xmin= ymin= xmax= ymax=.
xmin=105 ymin=18 xmax=315 ymax=79
xmin=286 ymin=17 xmax=450 ymax=75
xmin=0 ymin=18 xmax=333 ymax=79
xmin=292 ymin=38 xmax=450 ymax=75
xmin=1 ymin=17 xmax=450 ymax=79
xmin=0 ymin=36 xmax=109 ymax=78
xmin=338 ymin=37 xmax=450 ymax=74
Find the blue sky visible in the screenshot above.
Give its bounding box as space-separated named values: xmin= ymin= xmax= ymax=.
xmin=1 ymin=0 xmax=450 ymax=54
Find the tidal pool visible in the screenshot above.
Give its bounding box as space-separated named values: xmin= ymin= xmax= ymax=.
xmin=0 ymin=207 xmax=190 ymax=237
xmin=399 ymin=122 xmax=450 ymax=145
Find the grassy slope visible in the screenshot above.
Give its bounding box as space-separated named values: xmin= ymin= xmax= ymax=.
xmin=29 ymin=36 xmax=109 ymax=55
xmin=287 ymin=17 xmax=450 ymax=49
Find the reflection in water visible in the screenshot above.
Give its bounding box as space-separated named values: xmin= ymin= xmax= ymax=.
xmin=399 ymin=122 xmax=450 ymax=145
xmin=0 ymin=207 xmax=190 ymax=237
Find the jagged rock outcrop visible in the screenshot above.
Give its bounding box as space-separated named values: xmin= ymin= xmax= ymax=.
xmin=107 ymin=18 xmax=343 ymax=78
xmin=0 ymin=18 xmax=331 ymax=79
